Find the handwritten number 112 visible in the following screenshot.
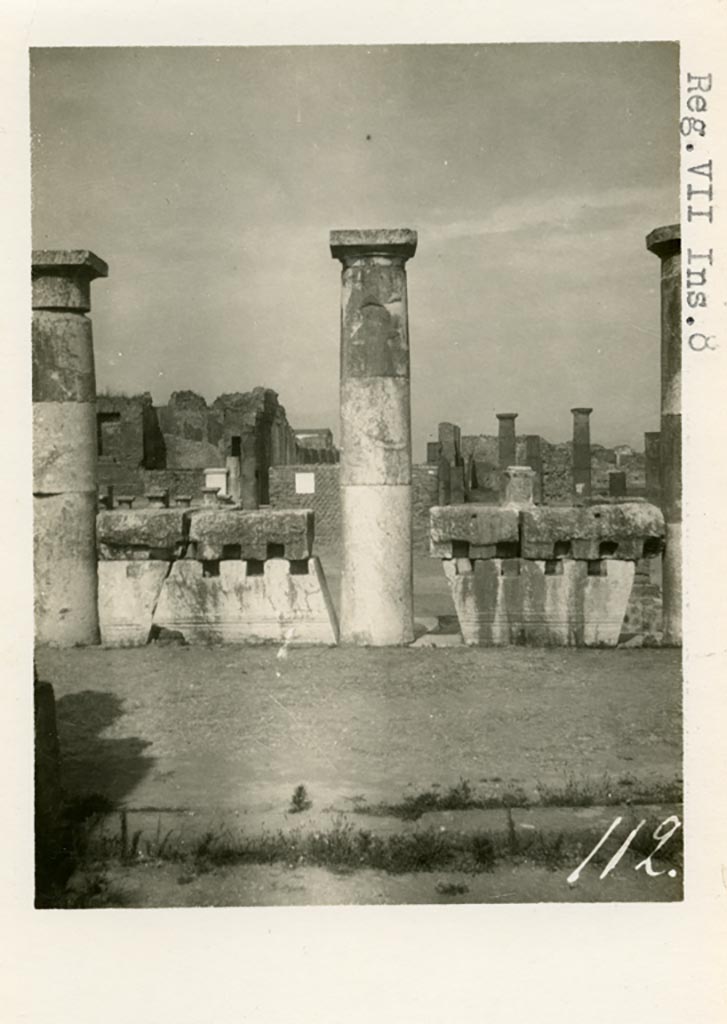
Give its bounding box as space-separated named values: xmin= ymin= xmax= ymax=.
xmin=567 ymin=815 xmax=682 ymax=885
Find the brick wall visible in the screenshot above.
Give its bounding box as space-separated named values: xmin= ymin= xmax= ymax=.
xmin=270 ymin=462 xmax=438 ymax=552
xmin=269 ymin=464 xmax=342 ymax=547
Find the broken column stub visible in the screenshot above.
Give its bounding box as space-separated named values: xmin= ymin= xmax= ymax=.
xmin=97 ymin=508 xmax=189 ymax=560
xmin=33 ymin=249 xmax=108 ymax=645
xmin=520 ymin=502 xmax=665 ymax=561
xmin=571 ymin=407 xmax=593 ymax=497
xmin=430 ymin=504 xmax=519 ymax=559
xmin=331 ymin=228 xmax=416 ymax=645
xmin=188 ymin=508 xmax=314 ymax=562
xmin=647 ymin=223 xmax=681 ymax=645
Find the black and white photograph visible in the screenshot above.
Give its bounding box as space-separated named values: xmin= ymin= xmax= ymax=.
xmin=3 ymin=3 xmax=726 ymax=1021
xmin=31 ymin=42 xmax=684 ymax=908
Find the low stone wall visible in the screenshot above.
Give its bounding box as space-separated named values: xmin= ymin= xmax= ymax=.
xmin=431 ymin=502 xmax=665 ymax=646
xmin=96 ymin=507 xmax=338 ymax=646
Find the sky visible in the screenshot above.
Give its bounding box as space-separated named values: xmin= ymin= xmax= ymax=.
xmin=30 ymin=43 xmax=679 ymax=458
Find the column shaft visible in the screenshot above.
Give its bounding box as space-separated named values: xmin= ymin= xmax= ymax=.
xmin=647 ymin=224 xmax=681 ymax=644
xmin=32 ymin=250 xmax=107 ymax=645
xmin=331 ymin=228 xmax=416 ymax=645
xmin=571 ymin=407 xmax=593 ymax=497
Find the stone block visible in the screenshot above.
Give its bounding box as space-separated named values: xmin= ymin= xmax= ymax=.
xmin=97 ymin=508 xmax=189 ymax=560
xmin=32 ymin=313 xmax=96 ymax=403
xmin=429 ymin=504 xmax=519 ymax=559
xmin=34 ymin=492 xmax=99 ymax=646
xmin=153 ymin=557 xmax=338 ymax=645
xmin=340 ymin=485 xmax=413 ymax=644
xmin=443 ymin=557 xmax=634 ymax=647
xmin=33 ymin=402 xmax=96 ymax=494
xmin=98 ymin=561 xmax=170 ymax=646
xmin=520 ymin=502 xmax=665 ymax=560
xmin=188 ymin=508 xmax=314 ymax=561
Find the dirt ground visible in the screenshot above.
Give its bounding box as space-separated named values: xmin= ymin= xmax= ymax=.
xmin=37 ymin=644 xmax=681 ymax=815
xmin=93 ymin=858 xmax=681 ymax=907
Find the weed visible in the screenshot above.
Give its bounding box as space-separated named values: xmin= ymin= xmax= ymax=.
xmin=289 ymin=785 xmax=312 ymax=814
xmin=436 ymin=881 xmax=469 ymax=897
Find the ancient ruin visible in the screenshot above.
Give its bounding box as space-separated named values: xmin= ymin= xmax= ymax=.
xmin=32 ymin=221 xmax=681 ymax=651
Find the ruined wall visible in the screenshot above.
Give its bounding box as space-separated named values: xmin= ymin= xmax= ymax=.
xmin=98 ymin=387 xmax=301 ymax=499
xmin=412 ymin=464 xmax=440 ymax=552
xmin=459 ymin=433 xmax=647 ymax=505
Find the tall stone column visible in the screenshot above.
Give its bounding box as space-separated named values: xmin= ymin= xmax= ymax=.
xmin=330 ymin=228 xmax=417 ymax=645
xmin=32 ymin=250 xmax=108 ymax=645
xmin=647 ymin=224 xmax=681 ymax=645
xmin=496 ymin=413 xmax=517 ymax=469
xmin=644 ymin=430 xmax=662 ymax=503
xmin=571 ymin=407 xmax=593 ymax=497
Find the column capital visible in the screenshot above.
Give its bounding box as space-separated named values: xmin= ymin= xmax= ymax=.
xmin=646 ymin=224 xmax=681 ymax=260
xmin=571 ymin=407 xmax=593 ymax=416
xmin=496 ymin=412 xmax=518 ymax=421
xmin=330 ymin=228 xmax=417 ymax=266
xmin=32 ymin=249 xmax=108 ymax=312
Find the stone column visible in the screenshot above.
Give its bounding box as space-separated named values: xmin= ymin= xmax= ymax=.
xmin=239 ymin=427 xmax=259 ymax=509
xmin=525 ymin=434 xmax=543 ymax=503
xmin=33 ymin=250 xmax=107 ymax=646
xmin=644 ymin=431 xmax=662 ymax=503
xmin=647 ymin=224 xmax=681 ymax=645
xmin=571 ymin=407 xmax=593 ymax=497
xmin=331 ymin=228 xmax=417 ymax=645
xmin=496 ymin=413 xmax=517 ymax=469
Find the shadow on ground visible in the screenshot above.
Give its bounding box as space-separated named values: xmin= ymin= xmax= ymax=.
xmin=37 ymin=682 xmax=156 ymax=907
xmin=55 ymin=689 xmax=156 ymax=804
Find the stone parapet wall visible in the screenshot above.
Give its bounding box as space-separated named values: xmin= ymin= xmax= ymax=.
xmin=96 ymin=506 xmax=338 ymax=646
xmin=431 ymin=501 xmax=665 ymax=646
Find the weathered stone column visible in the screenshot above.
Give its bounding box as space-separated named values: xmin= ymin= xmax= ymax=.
xmin=571 ymin=407 xmax=593 ymax=497
xmin=525 ymin=434 xmax=543 ymax=503
xmin=644 ymin=431 xmax=662 ymax=503
xmin=647 ymin=224 xmax=681 ymax=644
xmin=496 ymin=413 xmax=517 ymax=469
xmin=331 ymin=228 xmax=417 ymax=645
xmin=33 ymin=250 xmax=107 ymax=645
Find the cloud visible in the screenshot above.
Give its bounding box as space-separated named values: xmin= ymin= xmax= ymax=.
xmin=423 ymin=184 xmax=677 ymax=243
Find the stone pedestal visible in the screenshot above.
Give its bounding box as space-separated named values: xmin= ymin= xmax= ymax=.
xmin=571 ymin=407 xmax=593 ymax=498
xmin=32 ymin=250 xmax=107 ymax=645
xmin=503 ymin=466 xmax=535 ymax=509
xmin=647 ymin=224 xmax=681 ymax=645
xmin=609 ymin=471 xmax=627 ymax=498
xmin=331 ymin=228 xmax=417 ymax=645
